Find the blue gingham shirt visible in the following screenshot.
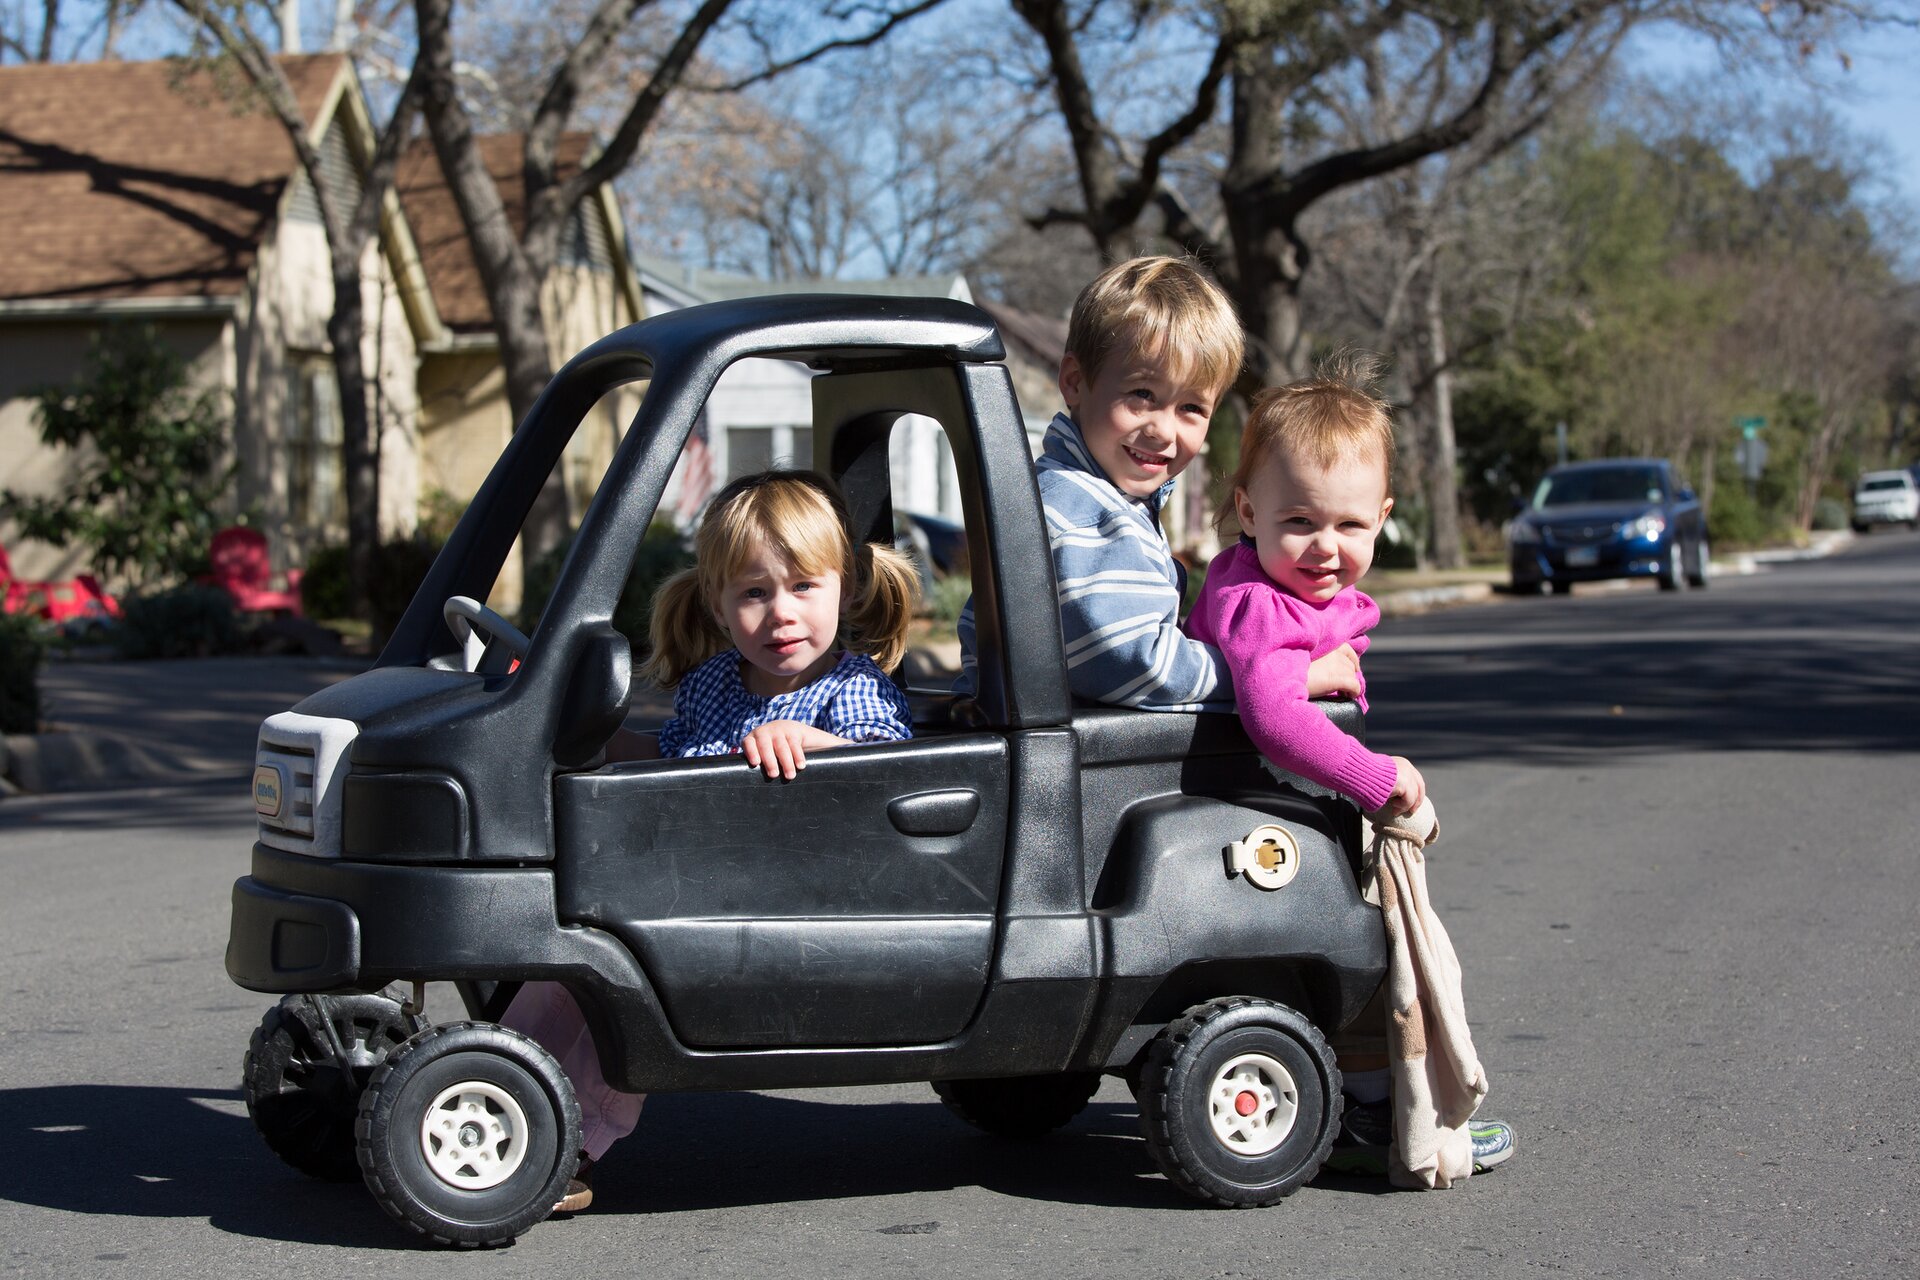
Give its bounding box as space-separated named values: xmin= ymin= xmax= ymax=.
xmin=656 ymin=649 xmax=913 ymax=758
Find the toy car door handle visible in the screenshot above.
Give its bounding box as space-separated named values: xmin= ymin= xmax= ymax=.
xmin=887 ymin=789 xmax=981 ymax=837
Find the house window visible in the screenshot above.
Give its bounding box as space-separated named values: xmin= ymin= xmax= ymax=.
xmin=288 ymin=357 xmax=344 ymax=531
xmin=725 ymin=426 xmax=811 ymax=483
xmin=727 ymin=427 xmax=772 ymax=482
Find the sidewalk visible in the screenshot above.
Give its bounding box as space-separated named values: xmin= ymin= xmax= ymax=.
xmin=0 ymin=531 xmax=1851 ymax=796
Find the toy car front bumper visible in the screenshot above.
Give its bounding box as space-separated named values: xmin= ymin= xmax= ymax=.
xmin=228 ymin=875 xmax=364 ymax=990
xmin=225 ymin=842 xmax=631 ymax=995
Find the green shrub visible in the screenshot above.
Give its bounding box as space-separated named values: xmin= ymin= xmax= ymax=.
xmin=1373 ymin=516 xmax=1421 ymax=570
xmin=1706 ymin=483 xmax=1795 ymax=549
xmin=112 ymin=585 xmax=243 ymax=659
xmin=300 ymin=536 xmax=446 ymax=637
xmin=0 ymin=612 xmax=45 ymax=733
xmin=299 ymin=543 xmax=353 ymax=621
xmin=927 ymin=573 xmax=974 ymax=625
xmin=1810 ymin=497 xmax=1848 ymax=531
xmin=519 ymin=521 xmax=694 ymax=643
xmin=2 ymin=323 xmax=231 ymax=591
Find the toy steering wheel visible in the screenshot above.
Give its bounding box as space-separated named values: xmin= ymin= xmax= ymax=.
xmin=443 ymin=595 xmax=531 ymax=675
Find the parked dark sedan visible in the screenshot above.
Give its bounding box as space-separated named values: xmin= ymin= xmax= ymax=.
xmin=1508 ymin=458 xmax=1709 ymax=594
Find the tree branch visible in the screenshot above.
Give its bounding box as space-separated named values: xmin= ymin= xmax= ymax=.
xmin=698 ymin=0 xmax=952 ymax=92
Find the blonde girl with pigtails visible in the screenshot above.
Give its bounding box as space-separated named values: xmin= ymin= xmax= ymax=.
xmin=642 ymin=468 xmax=919 ymax=779
xmin=501 ymin=470 xmax=920 ymax=1214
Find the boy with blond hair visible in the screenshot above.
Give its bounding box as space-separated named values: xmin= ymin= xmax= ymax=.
xmin=958 ymin=255 xmax=1246 ymax=707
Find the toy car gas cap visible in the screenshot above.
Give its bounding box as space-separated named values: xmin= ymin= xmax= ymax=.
xmin=1225 ymin=824 xmax=1301 ymax=891
xmin=253 ymin=764 xmax=286 ymax=819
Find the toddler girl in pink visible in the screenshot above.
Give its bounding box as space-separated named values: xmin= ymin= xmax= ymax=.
xmin=1185 ymin=357 xmax=1423 ymax=816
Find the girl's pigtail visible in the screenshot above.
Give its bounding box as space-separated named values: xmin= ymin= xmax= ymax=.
xmin=643 ymin=567 xmax=726 ymax=688
xmin=845 ymin=541 xmax=921 ymax=672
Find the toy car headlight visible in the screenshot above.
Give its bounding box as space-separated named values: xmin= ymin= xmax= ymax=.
xmin=1506 ymin=519 xmax=1541 ymax=545
xmin=1625 ymin=513 xmax=1667 ymax=541
xmin=341 ymin=772 xmax=470 ymax=860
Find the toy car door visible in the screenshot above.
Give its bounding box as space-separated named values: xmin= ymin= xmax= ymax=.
xmin=551 ymin=731 xmax=1009 ymax=1048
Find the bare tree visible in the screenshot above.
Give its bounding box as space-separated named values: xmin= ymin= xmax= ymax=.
xmin=174 ymin=0 xmax=422 ymax=615
xmin=1738 ymin=257 xmax=1900 ymax=529
xmin=411 ymin=0 xmax=947 ymax=558
xmin=2 ymin=0 xmax=143 ymax=61
xmin=1010 ymin=0 xmax=1885 ymax=385
xmin=626 ymin=44 xmax=1030 ymax=281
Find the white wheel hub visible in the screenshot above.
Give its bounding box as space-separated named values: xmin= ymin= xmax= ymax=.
xmin=1207 ymin=1051 xmax=1299 ymax=1156
xmin=419 ymin=1080 xmax=530 ymax=1191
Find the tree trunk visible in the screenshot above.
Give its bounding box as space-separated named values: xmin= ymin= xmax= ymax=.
xmin=416 ymin=0 xmax=569 ymax=565
xmin=1422 ymin=270 xmax=1463 ymax=568
xmin=326 ymin=257 xmax=377 ymax=612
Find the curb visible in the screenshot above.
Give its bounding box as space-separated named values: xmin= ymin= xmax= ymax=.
xmin=2 ymin=728 xmax=217 ymax=795
xmin=1375 ymin=581 xmax=1495 ymax=617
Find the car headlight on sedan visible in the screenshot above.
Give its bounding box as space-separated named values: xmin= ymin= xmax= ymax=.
xmin=1506 ymin=519 xmax=1541 ymax=545
xmin=1625 ymin=512 xmax=1667 ymax=541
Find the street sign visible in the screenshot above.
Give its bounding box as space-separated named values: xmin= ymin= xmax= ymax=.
xmin=1737 ymin=415 xmax=1766 ymax=441
xmin=1735 ymin=438 xmax=1769 ymax=479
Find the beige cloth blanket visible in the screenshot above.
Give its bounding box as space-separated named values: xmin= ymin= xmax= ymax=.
xmin=1361 ymin=798 xmax=1489 ymax=1189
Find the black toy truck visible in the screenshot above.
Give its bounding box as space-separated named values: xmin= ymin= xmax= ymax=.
xmin=226 ymin=296 xmax=1388 ymax=1245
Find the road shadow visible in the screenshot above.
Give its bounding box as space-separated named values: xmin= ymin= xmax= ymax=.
xmin=593 ymin=1092 xmax=1187 ymax=1214
xmin=0 ymin=779 xmax=258 ymax=836
xmin=8 ymin=1083 xmax=1385 ymax=1241
xmin=0 ymin=1084 xmax=406 ymax=1249
xmin=1365 ymin=550 xmax=1920 ymax=764
xmin=585 ymin=1090 xmax=1389 ymax=1214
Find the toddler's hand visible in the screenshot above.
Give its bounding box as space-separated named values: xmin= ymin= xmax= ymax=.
xmin=1385 ymin=756 xmax=1426 ymax=816
xmin=741 ymin=720 xmax=814 ymax=780
xmin=1306 ymin=643 xmax=1362 ymax=700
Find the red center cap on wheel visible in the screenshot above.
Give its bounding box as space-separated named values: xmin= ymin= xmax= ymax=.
xmin=1234 ymin=1091 xmax=1259 ymax=1116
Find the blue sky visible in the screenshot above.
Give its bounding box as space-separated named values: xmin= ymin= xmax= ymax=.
xmin=1626 ymin=18 xmax=1920 ymax=213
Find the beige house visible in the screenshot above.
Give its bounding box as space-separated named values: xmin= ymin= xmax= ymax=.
xmin=0 ymin=54 xmax=436 ymax=582
xmin=0 ymin=57 xmax=643 ymax=611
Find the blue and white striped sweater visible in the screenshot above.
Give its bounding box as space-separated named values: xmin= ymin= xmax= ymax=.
xmin=958 ymin=412 xmax=1232 ymax=711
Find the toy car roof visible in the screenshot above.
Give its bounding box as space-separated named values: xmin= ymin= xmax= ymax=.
xmin=596 ymin=293 xmax=1007 ymax=373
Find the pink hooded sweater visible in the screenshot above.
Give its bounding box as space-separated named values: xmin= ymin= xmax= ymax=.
xmin=1185 ymin=539 xmax=1400 ymax=811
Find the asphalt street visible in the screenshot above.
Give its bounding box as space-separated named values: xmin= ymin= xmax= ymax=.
xmin=2 ymin=532 xmax=1916 ymax=1277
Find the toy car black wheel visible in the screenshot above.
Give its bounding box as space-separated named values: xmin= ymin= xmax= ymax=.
xmin=1136 ymin=997 xmax=1339 ymax=1208
xmin=355 ymin=1021 xmax=581 ymax=1247
xmin=932 ymin=1072 xmax=1103 ymax=1138
xmin=243 ymin=994 xmax=414 ymax=1181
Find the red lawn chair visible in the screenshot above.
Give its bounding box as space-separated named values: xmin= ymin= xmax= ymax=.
xmin=203 ymin=526 xmax=304 ymax=616
xmin=0 ymin=542 xmax=121 ymax=624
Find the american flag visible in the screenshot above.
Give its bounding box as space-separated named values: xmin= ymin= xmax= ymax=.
xmin=673 ymin=407 xmax=716 ymax=525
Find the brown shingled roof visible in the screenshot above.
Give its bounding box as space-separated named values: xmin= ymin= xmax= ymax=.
xmin=395 ymin=133 xmax=595 ymax=332
xmin=0 ymin=55 xmax=346 ymax=304
xmin=976 ymin=297 xmax=1067 ymax=372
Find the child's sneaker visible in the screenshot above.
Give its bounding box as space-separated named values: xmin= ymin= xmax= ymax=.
xmin=1322 ymin=1101 xmax=1518 ymax=1178
xmin=1322 ymin=1095 xmax=1390 ymax=1177
xmin=553 ymin=1154 xmax=594 ymax=1213
xmin=1470 ymin=1118 xmax=1516 ymax=1172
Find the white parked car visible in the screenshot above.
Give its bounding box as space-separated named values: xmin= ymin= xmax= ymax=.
xmin=1851 ymin=470 xmax=1920 ymax=532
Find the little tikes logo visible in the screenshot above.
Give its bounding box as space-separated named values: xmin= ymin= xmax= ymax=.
xmin=253 ymin=765 xmax=285 ymax=818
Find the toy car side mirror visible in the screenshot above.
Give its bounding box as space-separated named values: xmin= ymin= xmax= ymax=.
xmin=554 ymin=624 xmax=633 ymax=768
xmin=1678 ymin=486 xmax=1696 ymax=503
